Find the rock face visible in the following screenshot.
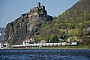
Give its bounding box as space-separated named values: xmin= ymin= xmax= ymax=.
xmin=4 ymin=2 xmax=53 ymax=45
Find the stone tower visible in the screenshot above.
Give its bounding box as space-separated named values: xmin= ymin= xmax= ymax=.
xmin=38 ymin=2 xmax=41 ymax=8
xmin=42 ymin=5 xmax=45 ymax=10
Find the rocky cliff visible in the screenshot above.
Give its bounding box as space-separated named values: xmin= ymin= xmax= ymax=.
xmin=4 ymin=2 xmax=53 ymax=45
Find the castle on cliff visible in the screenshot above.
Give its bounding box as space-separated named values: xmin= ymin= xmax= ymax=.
xmin=4 ymin=2 xmax=53 ymax=45
xmin=21 ymin=2 xmax=47 ymax=19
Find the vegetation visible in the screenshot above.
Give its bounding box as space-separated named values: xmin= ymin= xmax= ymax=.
xmin=50 ymin=34 xmax=59 ymax=43
xmin=34 ymin=0 xmax=90 ymax=47
xmin=35 ymin=9 xmax=45 ymax=14
xmin=5 ymin=0 xmax=90 ymax=47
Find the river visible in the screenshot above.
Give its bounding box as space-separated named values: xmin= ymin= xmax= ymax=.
xmin=0 ymin=49 xmax=90 ymax=60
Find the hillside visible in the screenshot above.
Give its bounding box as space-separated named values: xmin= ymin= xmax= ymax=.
xmin=37 ymin=0 xmax=90 ymax=42
xmin=57 ymin=0 xmax=90 ymax=26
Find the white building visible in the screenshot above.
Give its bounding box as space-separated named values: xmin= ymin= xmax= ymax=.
xmin=4 ymin=41 xmax=9 ymax=49
xmin=0 ymin=41 xmax=4 ymax=49
xmin=40 ymin=40 xmax=46 ymax=43
xmin=23 ymin=38 xmax=35 ymax=46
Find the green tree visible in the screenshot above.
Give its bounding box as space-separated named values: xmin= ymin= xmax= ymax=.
xmin=45 ymin=25 xmax=50 ymax=29
xmin=35 ymin=10 xmax=39 ymax=14
xmin=78 ymin=22 xmax=83 ymax=30
xmin=50 ymin=34 xmax=59 ymax=43
xmin=59 ymin=29 xmax=65 ymax=35
xmin=55 ymin=23 xmax=60 ymax=28
xmin=86 ymin=27 xmax=90 ymax=36
xmin=84 ymin=40 xmax=90 ymax=46
xmin=40 ymin=10 xmax=44 ymax=14
xmin=34 ymin=35 xmax=44 ymax=41
xmin=68 ymin=29 xmax=80 ymax=37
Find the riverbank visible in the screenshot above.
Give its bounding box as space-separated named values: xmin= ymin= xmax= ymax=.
xmin=39 ymin=45 xmax=90 ymax=50
xmin=8 ymin=45 xmax=90 ymax=50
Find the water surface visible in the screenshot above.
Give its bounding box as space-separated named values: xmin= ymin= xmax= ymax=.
xmin=0 ymin=49 xmax=90 ymax=60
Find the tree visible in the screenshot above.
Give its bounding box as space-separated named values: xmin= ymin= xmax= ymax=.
xmin=45 ymin=25 xmax=50 ymax=29
xmin=78 ymin=22 xmax=83 ymax=30
xmin=40 ymin=10 xmax=44 ymax=14
xmin=35 ymin=10 xmax=39 ymax=14
xmin=84 ymin=40 xmax=90 ymax=46
xmin=59 ymin=29 xmax=65 ymax=36
xmin=50 ymin=34 xmax=59 ymax=43
xmin=68 ymin=29 xmax=80 ymax=37
xmin=34 ymin=35 xmax=44 ymax=41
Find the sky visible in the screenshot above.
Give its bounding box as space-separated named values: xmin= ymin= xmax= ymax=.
xmin=0 ymin=0 xmax=79 ymax=28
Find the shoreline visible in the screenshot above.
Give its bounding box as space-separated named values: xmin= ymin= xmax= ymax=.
xmin=1 ymin=45 xmax=90 ymax=50
xmin=1 ymin=46 xmax=90 ymax=50
xmin=1 ymin=48 xmax=90 ymax=50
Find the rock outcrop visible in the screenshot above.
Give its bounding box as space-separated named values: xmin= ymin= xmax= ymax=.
xmin=4 ymin=2 xmax=53 ymax=45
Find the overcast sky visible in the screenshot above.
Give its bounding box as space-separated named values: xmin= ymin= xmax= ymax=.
xmin=0 ymin=0 xmax=79 ymax=27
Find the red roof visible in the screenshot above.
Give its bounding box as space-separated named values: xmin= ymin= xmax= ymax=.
xmin=23 ymin=38 xmax=30 ymax=42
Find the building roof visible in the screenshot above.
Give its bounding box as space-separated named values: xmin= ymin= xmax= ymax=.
xmin=23 ymin=38 xmax=30 ymax=42
xmin=23 ymin=38 xmax=35 ymax=42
